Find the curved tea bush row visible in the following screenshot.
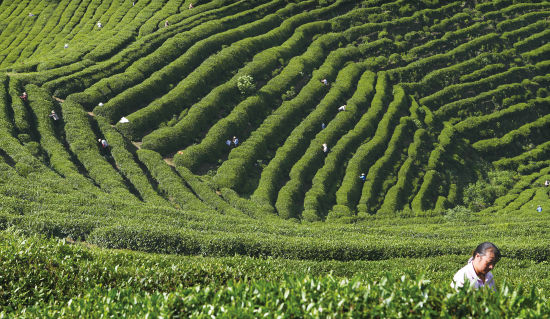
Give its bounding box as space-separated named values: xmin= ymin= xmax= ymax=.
xmin=140 ymin=20 xmax=330 ymax=155
xmin=42 ymin=0 xmax=280 ymax=96
xmin=61 ymin=100 xmax=135 ymax=197
xmin=40 ymin=0 xmax=114 ymax=63
xmin=433 ymin=82 xmax=527 ymax=123
xmin=16 ymin=0 xmax=80 ymax=63
xmin=0 ymin=0 xmax=549 ymax=238
xmin=0 ymin=78 xmax=55 ymax=180
xmin=116 ymin=0 xmax=339 ymax=140
xmin=251 ymin=62 xmax=364 ymax=206
xmin=401 ymin=52 xmax=512 ymax=96
xmin=81 ymin=0 xmax=284 ymax=113
xmin=137 ymin=0 xmax=187 ymax=37
xmin=50 ymin=0 xmax=289 ymax=99
xmin=522 ymin=42 xmax=550 ymax=64
xmin=495 ymin=140 xmax=550 ymax=171
xmin=501 ymin=19 xmax=549 ymax=44
xmin=332 ymin=87 xmax=410 ymax=217
xmin=496 ymin=9 xmax=550 ymax=33
xmin=475 ymin=0 xmax=544 ymax=13
xmin=455 ymin=97 xmax=550 ymax=143
xmin=459 ymin=63 xmax=509 ymax=83
xmin=275 ymin=70 xmax=377 ymax=221
xmin=140 ymin=0 xmax=406 ymax=156
xmin=0 ymin=0 xmax=62 ymax=67
xmin=518 ymin=159 xmax=550 ymax=175
xmin=388 ymin=33 xmax=504 ymax=84
xmin=49 ymin=0 xmax=141 ymax=63
xmin=81 ymin=0 xmax=165 ymax=63
xmin=521 ymin=186 xmax=549 ymax=211
xmin=174 ymin=31 xmax=346 ymax=171
xmin=513 ymin=28 xmax=550 ymax=53
xmin=378 ymin=128 xmax=430 ymax=215
xmin=473 ymin=104 xmax=550 ymax=161
xmin=214 ymin=46 xmax=361 ymax=191
xmin=94 ymin=0 xmax=295 ymax=119
xmin=342 ymin=1 xmax=466 ymax=47
xmin=23 ymin=0 xmax=94 ymax=68
xmin=24 ymin=84 xmax=96 ymax=189
xmin=406 ymin=21 xmax=491 ymax=61
xmin=302 ymin=73 xmax=390 ymax=221
xmin=411 ymin=124 xmax=457 ymax=212
xmin=220 ymin=187 xmax=277 ymax=218
xmin=95 ymin=116 xmax=167 ymax=204
xmin=0 ymin=75 xmax=14 ymax=133
xmin=486 ymin=1 xmax=550 ymax=20
xmin=0 ymin=1 xmax=24 ymax=29
xmin=0 ymin=0 xmax=47 ymax=65
xmin=7 ymin=78 xmax=32 ymax=137
xmin=356 ymin=117 xmax=415 ymax=216
xmin=483 ymin=165 xmax=550 ymax=214
xmin=505 ymin=187 xmax=537 ymax=212
xmin=136 ymin=149 xmax=213 ymax=212
xmin=3 ymin=229 xmax=550 ymax=317
xmin=0 ymin=127 xmax=59 ymax=183
xmin=420 ymin=65 xmax=537 ymax=110
xmin=174 ymin=165 xmax=245 ymax=217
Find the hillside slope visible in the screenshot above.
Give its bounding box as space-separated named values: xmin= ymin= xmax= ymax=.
xmin=0 ymin=0 xmax=549 ymax=240
xmin=2 ymin=1 xmax=550 ymax=316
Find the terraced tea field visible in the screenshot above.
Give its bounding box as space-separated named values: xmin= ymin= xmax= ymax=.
xmin=1 ymin=0 xmax=550 ymax=316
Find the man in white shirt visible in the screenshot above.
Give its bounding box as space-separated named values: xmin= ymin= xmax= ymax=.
xmin=452 ymin=242 xmax=500 ymax=290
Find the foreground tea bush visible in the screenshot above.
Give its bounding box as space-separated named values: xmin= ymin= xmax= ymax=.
xmin=2 ymin=224 xmax=550 ymax=317
xmin=12 ymin=272 xmax=550 ymax=318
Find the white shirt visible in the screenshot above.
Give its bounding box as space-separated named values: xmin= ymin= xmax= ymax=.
xmin=451 ymin=258 xmax=494 ymax=290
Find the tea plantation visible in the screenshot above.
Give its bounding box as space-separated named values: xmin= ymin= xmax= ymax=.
xmin=1 ymin=0 xmax=550 ymax=316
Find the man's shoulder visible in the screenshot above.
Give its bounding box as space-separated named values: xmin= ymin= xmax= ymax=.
xmin=454 ymin=263 xmax=476 ymax=281
xmin=453 ymin=264 xmax=467 ymax=280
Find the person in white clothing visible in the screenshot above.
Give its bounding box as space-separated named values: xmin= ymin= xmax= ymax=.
xmin=98 ymin=139 xmax=109 ymax=149
xmin=452 ymin=242 xmax=500 ymax=290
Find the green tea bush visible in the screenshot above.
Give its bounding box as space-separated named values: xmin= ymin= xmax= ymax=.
xmin=117 ymin=0 xmax=339 ymax=140
xmin=3 ymin=228 xmax=550 ymax=317
xmin=136 ymin=149 xmax=212 ymax=212
xmin=252 ymin=62 xmax=364 ymax=206
xmin=236 ymin=74 xmax=255 ymax=95
xmin=337 ymin=86 xmax=409 ymax=215
xmin=501 ymin=20 xmax=549 ymax=44
xmin=301 ymin=71 xmax=382 ymax=220
xmin=215 ymin=45 xmax=360 ymax=191
xmin=8 ymin=78 xmax=32 ymax=136
xmin=175 ymin=32 xmax=345 ymax=171
xmin=8 ymin=268 xmax=550 ymax=317
xmin=463 ymin=170 xmax=518 ymax=211
xmin=141 ymin=20 xmax=330 ymax=155
xmin=355 ymin=117 xmax=414 ymax=215
xmin=61 ymin=100 xmax=133 ymax=197
xmin=496 ymin=10 xmax=550 ymax=32
xmin=378 ymin=128 xmax=430 ymax=215
xmin=92 ymin=0 xmax=294 ymax=117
